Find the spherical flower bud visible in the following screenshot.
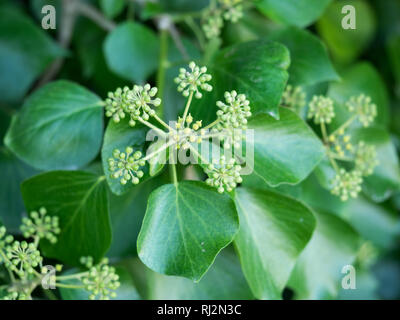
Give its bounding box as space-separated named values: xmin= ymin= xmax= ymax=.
xmin=5 ymin=241 xmax=42 ymax=277
xmin=80 ymin=257 xmax=120 ymax=300
xmin=202 ymin=14 xmax=223 ymax=39
xmin=354 ymin=141 xmax=378 ymax=176
xmin=104 ymin=85 xmax=162 ymax=127
xmin=308 ymin=95 xmax=335 ymax=124
xmin=331 ymin=169 xmax=363 ymax=201
xmin=108 ymin=147 xmax=145 ymax=185
xmin=205 ymin=156 xmax=242 ymax=193
xmin=174 ymin=62 xmax=213 ymax=98
xmin=20 ymin=207 xmax=60 ymax=244
xmin=281 ymin=85 xmax=306 ymax=112
xmin=346 ymin=94 xmax=377 ymax=127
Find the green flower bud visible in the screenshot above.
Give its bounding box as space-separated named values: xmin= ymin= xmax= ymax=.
xmin=308 ymin=95 xmax=335 ymax=124
xmin=204 ymin=156 xmax=242 ymax=193
xmin=346 ymin=94 xmax=377 ymax=127
xmin=79 ymin=257 xmax=120 ymax=300
xmin=108 ymin=147 xmax=145 ymax=186
xmin=174 ymin=62 xmax=213 ymax=98
xmin=354 ymin=141 xmax=378 ymax=176
xmin=331 ymin=169 xmax=363 ymax=201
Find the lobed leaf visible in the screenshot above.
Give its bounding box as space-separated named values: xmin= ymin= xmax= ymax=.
xmin=137 ymin=181 xmax=239 ymax=281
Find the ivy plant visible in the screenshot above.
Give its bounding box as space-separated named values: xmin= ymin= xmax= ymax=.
xmin=0 ymin=0 xmax=399 ymax=300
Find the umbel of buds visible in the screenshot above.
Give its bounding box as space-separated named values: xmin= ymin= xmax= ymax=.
xmin=108 ymin=147 xmax=145 ymax=185
xmin=216 ymin=91 xmax=251 ymax=129
xmin=280 ymin=85 xmax=306 ymax=112
xmin=80 ymin=257 xmax=120 ymax=300
xmin=222 ymin=0 xmax=244 ymax=22
xmin=355 ymin=141 xmax=378 ymax=176
xmin=105 ymin=84 xmax=161 ymax=127
xmin=308 ymin=95 xmax=335 ymax=124
xmin=20 ymin=207 xmax=60 ymax=244
xmin=331 ymin=169 xmax=363 ymax=201
xmin=175 ymin=61 xmax=213 ymax=98
xmin=346 ymin=94 xmax=377 ymax=127
xmin=5 ymin=241 xmax=42 ymax=277
xmin=205 ymin=156 xmax=243 ymax=193
xmin=202 ymin=0 xmax=244 ymax=39
xmin=216 ymin=91 xmax=252 ymax=148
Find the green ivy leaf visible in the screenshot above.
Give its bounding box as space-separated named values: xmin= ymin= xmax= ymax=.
xmin=233 ymin=187 xmax=316 ymax=299
xmin=351 ymin=127 xmax=400 ymax=202
xmin=269 ymin=27 xmax=339 ymax=86
xmin=21 ymin=171 xmax=111 ymax=266
xmin=104 ymin=22 xmax=159 ymax=83
xmin=101 ymin=117 xmax=149 ymax=196
xmin=341 ymin=197 xmax=400 ymax=250
xmin=107 ymin=178 xmax=164 ymax=259
xmin=288 ymin=211 xmax=360 ymax=299
xmin=191 ymin=40 xmax=290 ymax=123
xmin=257 ymin=0 xmax=332 ymax=28
xmin=328 ymin=62 xmax=389 ymax=127
xmin=4 ymin=80 xmax=104 ymax=170
xmin=100 ymin=0 xmax=126 ymax=19
xmin=148 ymin=249 xmax=254 ymax=299
xmin=0 ymin=148 xmax=38 ymax=232
xmin=0 ymin=5 xmax=64 ymax=104
xmin=59 ymin=267 xmax=140 ymax=300
xmin=245 ymin=108 xmax=325 ymax=187
xmin=317 ymin=0 xmax=376 ymax=64
xmin=137 ymin=181 xmax=239 ymax=281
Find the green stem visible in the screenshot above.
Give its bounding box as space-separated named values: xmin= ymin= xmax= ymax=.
xmin=203 ymin=119 xmax=220 ymax=130
xmin=56 ymin=271 xmax=88 ymax=281
xmin=327 ymin=150 xmax=340 ymax=172
xmin=182 ymin=91 xmax=194 ymax=124
xmin=320 ymin=122 xmax=329 ymax=143
xmin=153 ymin=114 xmax=173 ymax=131
xmin=138 ymin=118 xmax=166 ymax=136
xmin=331 ymin=115 xmax=357 ymax=137
xmin=170 ymin=164 xmax=178 ymax=186
xmin=156 ymin=28 xmax=169 ymax=117
xmin=142 ymin=140 xmax=176 ymax=162
xmin=55 ymin=283 xmax=85 ymax=289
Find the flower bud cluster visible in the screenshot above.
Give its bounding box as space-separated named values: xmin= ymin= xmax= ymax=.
xmin=346 ymin=94 xmax=377 ymax=127
xmin=5 ymin=241 xmax=42 ymax=277
xmin=105 ymin=84 xmax=161 ymax=127
xmin=203 ymin=0 xmax=244 ymax=39
xmin=175 ymin=62 xmax=212 ymax=98
xmin=281 ymin=85 xmax=306 ymax=112
xmin=20 ymin=207 xmax=60 ymax=244
xmin=80 ymin=257 xmax=120 ymax=300
xmin=354 ymin=141 xmax=378 ymax=176
xmin=222 ymin=0 xmax=244 ymax=22
xmin=205 ymin=156 xmax=243 ymax=193
xmin=331 ymin=169 xmax=363 ymax=201
xmin=108 ymin=147 xmax=145 ymax=185
xmin=308 ymin=95 xmax=335 ymax=124
xmin=216 ymin=91 xmax=251 ymax=149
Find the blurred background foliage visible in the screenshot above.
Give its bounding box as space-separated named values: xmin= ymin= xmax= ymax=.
xmin=0 ymin=0 xmax=399 ymax=300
